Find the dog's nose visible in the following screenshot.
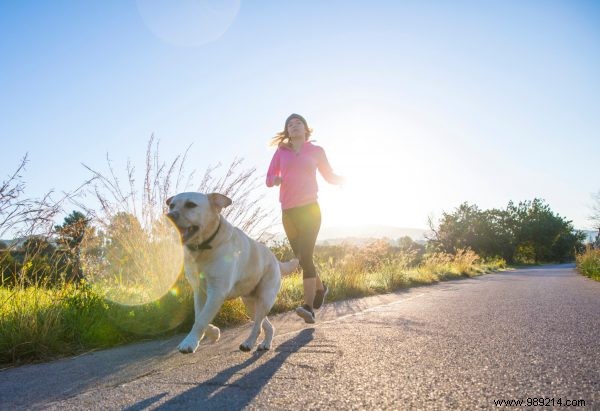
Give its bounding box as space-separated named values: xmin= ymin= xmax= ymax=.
xmin=166 ymin=211 xmax=179 ymax=221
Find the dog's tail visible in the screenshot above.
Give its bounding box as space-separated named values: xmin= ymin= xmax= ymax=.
xmin=279 ymin=258 xmax=299 ymax=277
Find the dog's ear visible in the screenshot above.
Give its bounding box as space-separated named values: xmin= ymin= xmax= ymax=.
xmin=208 ymin=193 xmax=232 ymax=212
xmin=166 ymin=196 xmax=174 ymax=206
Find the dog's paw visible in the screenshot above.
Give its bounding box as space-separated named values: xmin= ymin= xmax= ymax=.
xmin=178 ymin=336 xmax=199 ymax=354
xmin=257 ymin=342 xmax=271 ymax=351
xmin=239 ymin=343 xmax=252 ymax=352
xmin=178 ymin=344 xmax=197 ymax=354
xmin=205 ymin=325 xmax=220 ymax=344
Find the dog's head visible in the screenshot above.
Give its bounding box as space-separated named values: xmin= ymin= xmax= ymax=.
xmin=165 ymin=192 xmax=232 ymax=244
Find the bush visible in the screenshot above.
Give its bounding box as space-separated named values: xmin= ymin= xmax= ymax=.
xmin=430 ymin=199 xmax=586 ymax=264
xmin=576 ymin=248 xmax=600 ymax=281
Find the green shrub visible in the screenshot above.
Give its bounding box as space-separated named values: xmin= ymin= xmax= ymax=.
xmin=576 ymin=249 xmax=600 ymax=281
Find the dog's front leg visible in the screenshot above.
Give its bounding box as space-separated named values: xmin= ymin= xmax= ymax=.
xmin=178 ymin=287 xmax=227 ymax=354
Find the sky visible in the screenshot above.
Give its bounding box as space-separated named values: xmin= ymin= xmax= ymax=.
xmin=1 ymin=0 xmax=599 ymax=237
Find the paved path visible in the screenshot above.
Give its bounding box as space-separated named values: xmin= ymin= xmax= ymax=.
xmin=1 ymin=264 xmax=599 ymax=409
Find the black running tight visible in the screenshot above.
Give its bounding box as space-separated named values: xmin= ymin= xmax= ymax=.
xmin=282 ymin=202 xmax=321 ymax=279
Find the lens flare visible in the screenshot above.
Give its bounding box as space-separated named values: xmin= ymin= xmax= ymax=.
xmin=80 ymin=213 xmax=184 ymax=306
xmin=136 ymin=0 xmax=241 ymax=47
xmin=80 ymin=213 xmax=193 ymax=335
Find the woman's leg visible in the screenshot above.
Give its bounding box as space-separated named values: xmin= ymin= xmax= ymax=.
xmin=283 ymin=203 xmax=322 ymax=318
xmin=282 ymin=211 xmax=301 ymax=258
xmin=296 ymin=203 xmax=321 ymax=308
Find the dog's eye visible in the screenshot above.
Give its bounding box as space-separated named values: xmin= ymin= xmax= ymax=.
xmin=184 ymin=201 xmax=197 ymax=209
xmin=169 ymin=203 xmax=175 ymax=209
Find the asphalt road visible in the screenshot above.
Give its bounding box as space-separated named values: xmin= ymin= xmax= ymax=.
xmin=1 ymin=264 xmax=599 ymax=410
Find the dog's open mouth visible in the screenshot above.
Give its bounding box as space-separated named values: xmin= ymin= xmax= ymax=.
xmin=177 ymin=225 xmax=199 ymax=243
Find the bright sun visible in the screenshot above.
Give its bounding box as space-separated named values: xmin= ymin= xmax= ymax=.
xmin=315 ymin=103 xmax=443 ymax=230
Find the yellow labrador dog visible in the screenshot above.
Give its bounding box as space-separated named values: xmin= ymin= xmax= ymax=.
xmin=166 ymin=192 xmax=298 ymax=353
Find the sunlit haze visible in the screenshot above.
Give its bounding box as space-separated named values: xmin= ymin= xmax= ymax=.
xmin=2 ymin=1 xmax=599 ymax=239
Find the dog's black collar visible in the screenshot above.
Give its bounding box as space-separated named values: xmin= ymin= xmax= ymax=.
xmin=186 ymin=218 xmax=221 ymax=252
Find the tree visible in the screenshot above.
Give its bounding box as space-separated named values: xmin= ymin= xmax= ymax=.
xmin=507 ymin=199 xmax=584 ymax=263
xmin=591 ymin=190 xmax=600 ymax=229
xmin=431 ymin=199 xmax=585 ymax=264
xmin=55 ymin=210 xmax=91 ymax=282
xmin=55 ymin=211 xmax=89 ymax=250
xmin=431 ymin=203 xmax=482 ymax=253
xmin=102 ymin=212 xmax=147 ymax=285
xmin=590 ymin=190 xmax=600 ymax=248
xmin=430 ymin=203 xmax=513 ymax=261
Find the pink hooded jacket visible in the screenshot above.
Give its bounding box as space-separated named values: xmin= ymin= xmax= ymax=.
xmin=266 ymin=141 xmax=342 ymax=210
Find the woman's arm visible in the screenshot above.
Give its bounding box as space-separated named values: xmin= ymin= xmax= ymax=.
xmin=266 ymin=149 xmax=282 ymax=187
xmin=317 ymin=147 xmax=344 ymax=186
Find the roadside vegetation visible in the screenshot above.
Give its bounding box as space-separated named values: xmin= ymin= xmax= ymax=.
xmin=576 ymin=248 xmax=600 ymax=281
xmin=0 ymin=141 xmax=586 ymax=368
xmin=576 ymin=190 xmax=600 ymax=281
xmin=1 ymin=241 xmax=504 ymax=367
xmin=428 ymin=200 xmax=586 ymax=265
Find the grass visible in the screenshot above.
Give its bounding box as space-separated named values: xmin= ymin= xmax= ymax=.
xmin=576 ymin=248 xmax=600 ymax=281
xmin=0 ymin=283 xmax=121 ymax=365
xmin=1 ymin=244 xmax=505 ymax=368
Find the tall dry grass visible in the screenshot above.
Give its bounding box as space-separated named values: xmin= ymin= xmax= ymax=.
xmin=272 ymin=241 xmax=505 ymax=314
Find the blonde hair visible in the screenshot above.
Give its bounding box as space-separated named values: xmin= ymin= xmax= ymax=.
xmin=269 ymin=113 xmax=313 ymax=147
xmin=269 ymin=128 xmax=313 ymax=147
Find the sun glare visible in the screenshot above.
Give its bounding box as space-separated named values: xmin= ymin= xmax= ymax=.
xmin=317 ymin=104 xmax=437 ymax=230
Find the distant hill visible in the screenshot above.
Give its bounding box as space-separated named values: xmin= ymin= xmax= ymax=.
xmin=317 ymin=225 xmax=430 ymax=246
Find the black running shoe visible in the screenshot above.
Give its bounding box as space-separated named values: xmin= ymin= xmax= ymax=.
xmin=295 ymin=304 xmax=315 ymax=323
xmin=313 ymin=283 xmax=329 ymax=309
